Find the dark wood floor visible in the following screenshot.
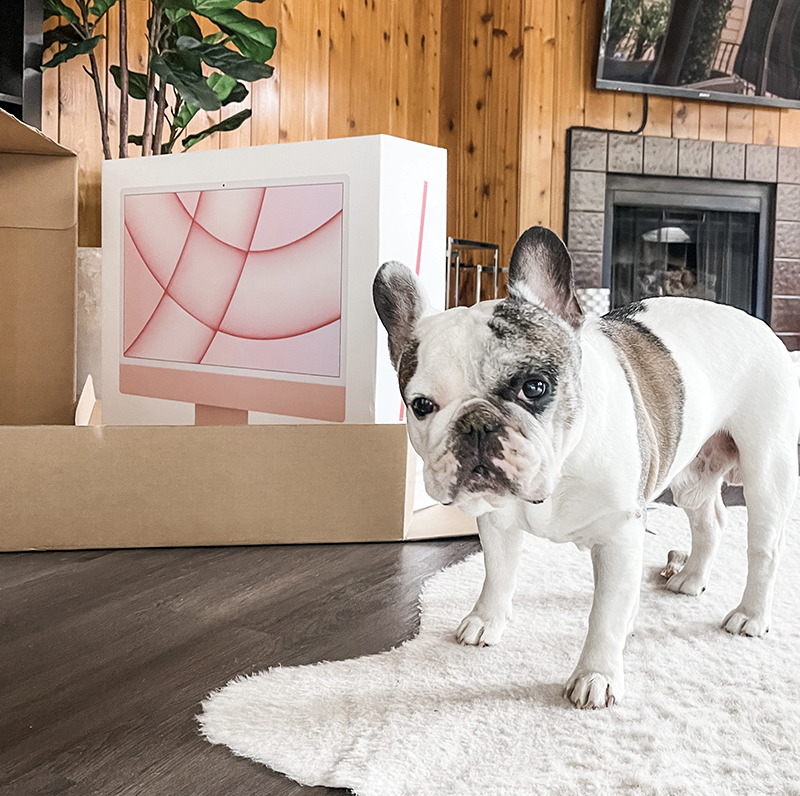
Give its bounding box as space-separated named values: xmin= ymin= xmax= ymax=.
xmin=1 ymin=484 xmax=745 ymax=796
xmin=0 ymin=537 xmax=480 ymax=796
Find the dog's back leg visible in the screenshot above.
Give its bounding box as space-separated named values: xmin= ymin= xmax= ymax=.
xmin=667 ymin=433 xmax=736 ymax=596
xmin=722 ymin=429 xmax=797 ymax=637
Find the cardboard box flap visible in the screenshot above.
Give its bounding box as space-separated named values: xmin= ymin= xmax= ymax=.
xmin=0 ymin=108 xmax=76 ymax=157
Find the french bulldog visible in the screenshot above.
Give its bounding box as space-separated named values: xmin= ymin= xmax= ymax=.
xmin=373 ymin=225 xmax=800 ymax=709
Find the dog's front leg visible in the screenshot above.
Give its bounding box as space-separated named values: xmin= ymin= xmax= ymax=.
xmin=456 ymin=512 xmax=523 ymax=647
xmin=564 ymin=522 xmax=644 ymax=708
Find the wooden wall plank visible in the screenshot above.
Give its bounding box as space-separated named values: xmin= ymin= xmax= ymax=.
xmin=248 ymin=1 xmax=282 ymax=147
xmin=726 ymin=106 xmax=754 ymax=144
xmin=779 ymin=109 xmax=800 ymax=147
xmin=518 ymin=0 xmax=556 ymax=231
xmin=459 ymin=0 xmax=492 ymax=244
xmin=415 ymin=0 xmax=441 ymax=146
xmin=643 ymin=94 xmax=674 ymax=137
xmin=549 ymin=0 xmax=584 ymax=236
xmin=438 ymin=0 xmax=462 ymax=240
xmin=305 ymin=0 xmax=330 ymax=141
xmin=278 ymin=0 xmax=309 ymax=143
xmin=327 ymin=0 xmax=351 ymax=140
xmin=753 ymin=107 xmax=780 ymax=146
xmin=613 ymin=92 xmax=644 ymax=132
xmin=671 ymin=99 xmax=700 ymax=139
xmin=698 ymin=103 xmax=727 ymax=141
xmin=581 ymin=0 xmax=614 ymax=130
xmin=485 ymin=0 xmax=522 ymax=271
xmin=390 ymin=0 xmax=411 ymax=140
xmin=366 ymin=0 xmax=391 ymax=137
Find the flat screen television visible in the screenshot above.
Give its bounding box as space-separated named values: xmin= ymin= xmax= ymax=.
xmin=596 ymin=0 xmax=800 ymax=110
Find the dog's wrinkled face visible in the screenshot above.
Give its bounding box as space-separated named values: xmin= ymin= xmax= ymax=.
xmin=374 ymin=227 xmax=585 ymax=516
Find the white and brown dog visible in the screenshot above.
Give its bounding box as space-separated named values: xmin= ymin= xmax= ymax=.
xmin=373 ymin=226 xmax=800 ymax=709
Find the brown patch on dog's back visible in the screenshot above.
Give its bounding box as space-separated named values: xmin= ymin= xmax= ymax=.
xmin=601 ymin=307 xmax=685 ymax=501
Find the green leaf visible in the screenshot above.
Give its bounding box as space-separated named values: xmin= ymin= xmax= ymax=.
xmin=199 ymin=8 xmax=276 ymax=62
xmin=171 ymin=76 xmax=246 ymax=131
xmin=150 ymin=52 xmax=222 ymax=111
xmin=157 ymin=0 xmax=195 ymax=10
xmin=89 ymin=0 xmax=120 ymax=17
xmin=41 ymin=35 xmax=105 ymax=70
xmin=128 ymin=133 xmax=144 ymax=146
xmin=174 ymin=13 xmax=204 ymax=41
xmin=110 ymin=65 xmax=149 ymax=100
xmin=164 ymin=8 xmax=192 ymax=22
xmin=182 ymin=108 xmax=251 ymax=150
xmin=43 ymin=0 xmax=80 ymax=25
xmin=176 ymin=36 xmax=274 ymax=81
xmin=165 ymin=0 xmax=267 ymax=11
xmin=202 ymin=31 xmax=227 ymax=44
xmin=43 ymin=24 xmax=83 ymax=50
xmin=207 ymin=72 xmax=248 ymax=105
xmin=173 ymin=101 xmax=199 ymax=129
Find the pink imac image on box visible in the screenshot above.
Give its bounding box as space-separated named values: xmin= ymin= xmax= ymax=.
xmin=120 ymin=181 xmax=346 ymax=421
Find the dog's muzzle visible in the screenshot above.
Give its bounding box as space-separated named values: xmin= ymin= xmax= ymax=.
xmin=450 ymin=406 xmax=514 ymax=496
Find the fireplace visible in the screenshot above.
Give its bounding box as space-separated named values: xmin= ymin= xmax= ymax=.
xmin=604 ymin=175 xmax=773 ymax=321
xmin=565 ymin=130 xmax=800 ymax=349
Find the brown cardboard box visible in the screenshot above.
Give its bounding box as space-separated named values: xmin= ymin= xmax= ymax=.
xmin=0 ymin=114 xmax=475 ymax=550
xmin=0 ymin=422 xmax=476 ymax=550
xmin=0 ymin=109 xmax=77 ymax=425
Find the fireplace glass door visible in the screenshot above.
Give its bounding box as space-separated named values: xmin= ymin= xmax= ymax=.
xmin=603 ymin=176 xmax=773 ymax=321
xmin=611 ymin=207 xmax=759 ymax=312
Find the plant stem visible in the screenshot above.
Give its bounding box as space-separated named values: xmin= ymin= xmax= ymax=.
xmin=141 ymin=4 xmax=162 ymax=156
xmin=153 ymin=78 xmax=167 ymax=155
xmin=78 ymin=2 xmax=111 ymax=161
xmin=118 ymin=0 xmax=129 ymax=158
xmin=88 ymin=49 xmax=112 ymax=160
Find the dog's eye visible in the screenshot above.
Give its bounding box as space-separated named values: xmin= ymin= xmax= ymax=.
xmin=518 ymin=379 xmax=548 ymax=402
xmin=410 ymin=397 xmax=437 ymax=419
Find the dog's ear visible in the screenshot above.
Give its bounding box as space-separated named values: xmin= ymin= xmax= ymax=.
xmin=508 ymin=226 xmax=583 ymax=329
xmin=373 ymin=261 xmax=430 ymax=369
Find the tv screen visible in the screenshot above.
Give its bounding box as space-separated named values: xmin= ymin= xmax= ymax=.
xmin=596 ymin=0 xmax=800 ymax=110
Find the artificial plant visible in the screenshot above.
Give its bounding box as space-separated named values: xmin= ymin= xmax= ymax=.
xmin=42 ymin=0 xmax=277 ymax=158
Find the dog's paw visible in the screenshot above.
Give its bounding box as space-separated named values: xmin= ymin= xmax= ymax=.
xmin=666 ymin=566 xmax=707 ymax=596
xmin=564 ymin=670 xmax=623 ymax=709
xmin=722 ymin=606 xmax=770 ymax=637
xmin=455 ymin=610 xmax=507 ymax=646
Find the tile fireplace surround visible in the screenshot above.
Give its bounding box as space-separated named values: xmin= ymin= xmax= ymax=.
xmin=566 ymin=130 xmax=800 ymax=350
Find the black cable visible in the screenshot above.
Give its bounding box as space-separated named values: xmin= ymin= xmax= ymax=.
xmin=573 ymin=93 xmax=649 ymax=136
xmin=562 ymin=94 xmax=648 ymax=244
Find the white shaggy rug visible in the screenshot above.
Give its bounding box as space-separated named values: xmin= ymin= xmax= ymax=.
xmin=199 ymin=496 xmax=800 ymax=795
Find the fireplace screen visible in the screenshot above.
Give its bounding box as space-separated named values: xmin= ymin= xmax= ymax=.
xmin=611 ymin=207 xmax=759 ymax=313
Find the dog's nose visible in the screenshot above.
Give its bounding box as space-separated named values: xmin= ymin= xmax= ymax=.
xmin=455 ymin=408 xmax=502 ymax=437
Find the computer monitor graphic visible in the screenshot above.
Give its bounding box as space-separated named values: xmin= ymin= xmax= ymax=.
xmin=119 ymin=179 xmax=347 ymax=422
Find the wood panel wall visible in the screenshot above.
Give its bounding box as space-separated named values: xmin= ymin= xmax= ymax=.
xmin=43 ymin=0 xmax=442 ymax=248
xmin=44 ymin=0 xmax=800 ymax=269
xmin=518 ymin=0 xmax=800 ymax=243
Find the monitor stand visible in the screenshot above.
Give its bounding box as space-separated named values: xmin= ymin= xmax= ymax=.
xmin=194 ymin=404 xmax=249 ymax=426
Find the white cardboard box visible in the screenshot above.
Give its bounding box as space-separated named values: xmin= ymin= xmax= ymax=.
xmin=101 ymin=135 xmax=447 ymax=427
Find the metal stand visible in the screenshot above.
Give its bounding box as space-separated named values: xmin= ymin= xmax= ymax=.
xmin=446 ymin=238 xmax=503 ymax=308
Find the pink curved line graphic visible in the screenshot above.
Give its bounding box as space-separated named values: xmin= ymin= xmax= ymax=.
xmin=122 ymin=183 xmax=344 ymax=377
xmin=163 ymin=188 xmax=343 ymax=255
